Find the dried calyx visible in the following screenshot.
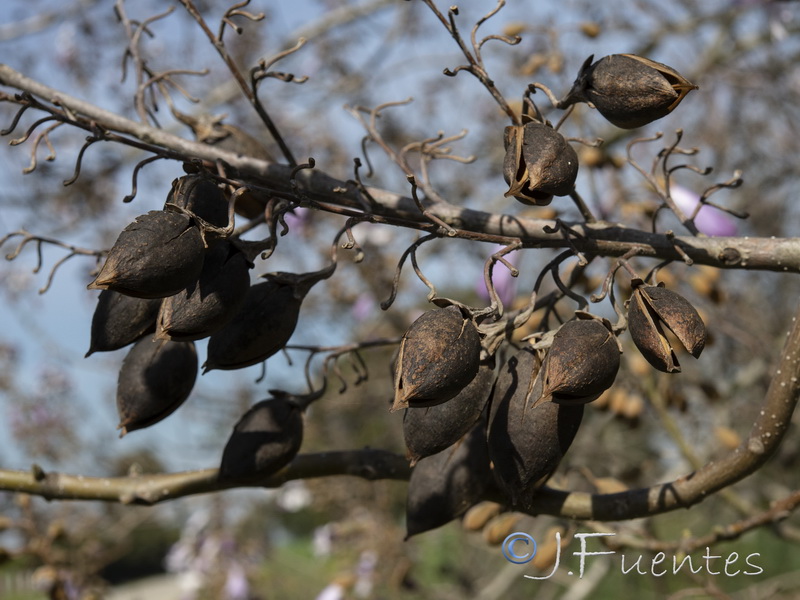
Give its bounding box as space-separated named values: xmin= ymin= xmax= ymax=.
xmin=560 ymin=54 xmax=698 ymax=129
xmin=627 ymin=280 xmax=707 ymax=373
xmin=503 ymin=121 xmax=579 ymax=205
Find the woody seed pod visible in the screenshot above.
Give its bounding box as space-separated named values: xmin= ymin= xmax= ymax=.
xmin=219 ymin=396 xmax=303 ymax=482
xmin=156 ymin=241 xmax=251 ymax=342
xmin=627 ymin=282 xmax=707 ymax=373
xmin=405 ymin=422 xmax=492 ymax=539
xmin=403 ymin=361 xmax=495 ymax=465
xmin=88 ymin=210 xmax=205 ymax=299
xmin=392 ymin=305 xmax=481 ymax=411
xmin=487 ymin=347 xmax=584 ymax=510
xmin=542 ymin=315 xmax=621 ymax=404
xmin=166 ymin=173 xmax=229 ymax=229
xmin=503 ymin=122 xmax=579 ymax=205
xmin=204 ymin=280 xmax=301 ymax=372
xmin=561 ymin=54 xmax=698 ymax=129
xmin=116 ymin=336 xmax=198 ymax=435
xmin=86 ymin=290 xmax=160 ymax=356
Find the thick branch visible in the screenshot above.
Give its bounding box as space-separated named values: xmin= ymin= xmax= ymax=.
xmin=0 ymin=449 xmax=410 ymax=505
xmin=2 ymin=63 xmax=800 ymax=272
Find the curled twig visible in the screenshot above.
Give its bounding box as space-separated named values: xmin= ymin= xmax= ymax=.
xmin=380 ymin=233 xmax=438 ymax=310
xmin=1 ymin=230 xmax=105 ymax=294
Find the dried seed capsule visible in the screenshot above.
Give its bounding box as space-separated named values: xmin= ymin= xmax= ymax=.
xmin=462 ymin=501 xmax=503 ymax=532
xmin=156 ymin=241 xmax=251 ymax=342
xmin=88 ymin=210 xmax=205 ymax=299
xmin=166 ymin=173 xmax=229 ymax=229
xmin=503 ymin=122 xmax=579 ymax=206
xmin=218 ymin=396 xmax=303 ymax=482
xmin=487 ymin=347 xmax=584 ymax=510
xmin=562 ymin=54 xmax=697 ymax=129
xmin=392 ymin=305 xmax=481 ymax=411
xmin=627 ymin=282 xmax=707 ymax=373
xmin=542 ymin=316 xmax=621 ymax=403
xmin=116 ymin=336 xmax=198 ymax=435
xmin=86 ymin=290 xmax=160 ymax=356
xmin=405 ymin=422 xmax=492 ymax=539
xmin=203 ymin=280 xmax=301 ymax=372
xmin=403 ymin=361 xmax=495 ymax=465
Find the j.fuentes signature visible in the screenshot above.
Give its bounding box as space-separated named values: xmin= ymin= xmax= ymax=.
xmin=502 ymin=531 xmax=763 ymax=579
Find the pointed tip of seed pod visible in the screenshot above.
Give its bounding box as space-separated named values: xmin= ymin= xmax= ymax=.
xmin=201 ymin=361 xmax=213 ymax=375
xmin=84 ymin=347 xmax=94 ymax=358
xmin=87 ymin=279 xmax=108 ymax=291
xmin=117 ymin=424 xmax=128 ymax=438
xmin=390 ymin=395 xmax=409 ymax=412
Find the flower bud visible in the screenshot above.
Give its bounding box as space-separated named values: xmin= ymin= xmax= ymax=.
xmin=562 ymin=54 xmax=697 ymax=129
xmin=503 ymin=122 xmax=578 ymax=205
xmin=627 ymin=281 xmax=707 ymax=373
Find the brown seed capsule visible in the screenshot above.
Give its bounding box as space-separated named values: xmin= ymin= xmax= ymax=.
xmin=392 ymin=305 xmax=481 ymax=411
xmin=403 ymin=361 xmax=495 ymax=465
xmin=116 ymin=336 xmax=198 ymax=435
xmin=88 ymin=210 xmax=205 ymax=299
xmin=405 ymin=422 xmax=492 ymax=539
xmin=218 ymin=396 xmax=303 ymax=482
xmin=627 ymin=282 xmax=707 ymax=373
xmin=503 ymin=122 xmax=579 ymax=205
xmin=86 ymin=290 xmax=160 ymax=356
xmin=166 ymin=173 xmax=229 ymax=229
xmin=203 ymin=280 xmax=302 ymax=372
xmin=542 ymin=316 xmax=621 ymax=404
xmin=156 ymin=241 xmax=251 ymax=342
xmin=562 ymin=54 xmax=697 ymax=129
xmin=487 ymin=347 xmax=584 ymax=510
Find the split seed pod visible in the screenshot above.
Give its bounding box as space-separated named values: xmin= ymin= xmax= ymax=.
xmin=392 ymin=305 xmax=481 ymax=411
xmin=405 ymin=422 xmax=492 ymax=539
xmin=88 ymin=210 xmax=205 ymax=299
xmin=561 ymin=54 xmax=698 ymax=129
xmin=156 ymin=241 xmax=251 ymax=342
xmin=403 ymin=361 xmax=495 ymax=465
xmin=542 ymin=315 xmax=621 ymax=404
xmin=203 ymin=265 xmax=334 ymax=372
xmin=503 ymin=122 xmax=579 ymax=205
xmin=116 ymin=336 xmax=198 ymax=435
xmin=627 ymin=282 xmax=707 ymax=373
xmin=218 ymin=396 xmax=303 ymax=482
xmin=86 ymin=290 xmax=160 ymax=356
xmin=166 ymin=173 xmax=229 ymax=229
xmin=487 ymin=347 xmax=584 ymax=510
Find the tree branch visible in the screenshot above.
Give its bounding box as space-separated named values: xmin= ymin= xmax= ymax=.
xmin=522 ymin=298 xmax=800 ymax=520
xmin=0 ymin=449 xmax=410 ymax=505
xmin=2 ymin=63 xmax=800 ymax=273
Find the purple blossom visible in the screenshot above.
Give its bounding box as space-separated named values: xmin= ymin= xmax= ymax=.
xmin=670 ymin=185 xmax=738 ymax=237
xmin=476 ymin=245 xmax=518 ymax=307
